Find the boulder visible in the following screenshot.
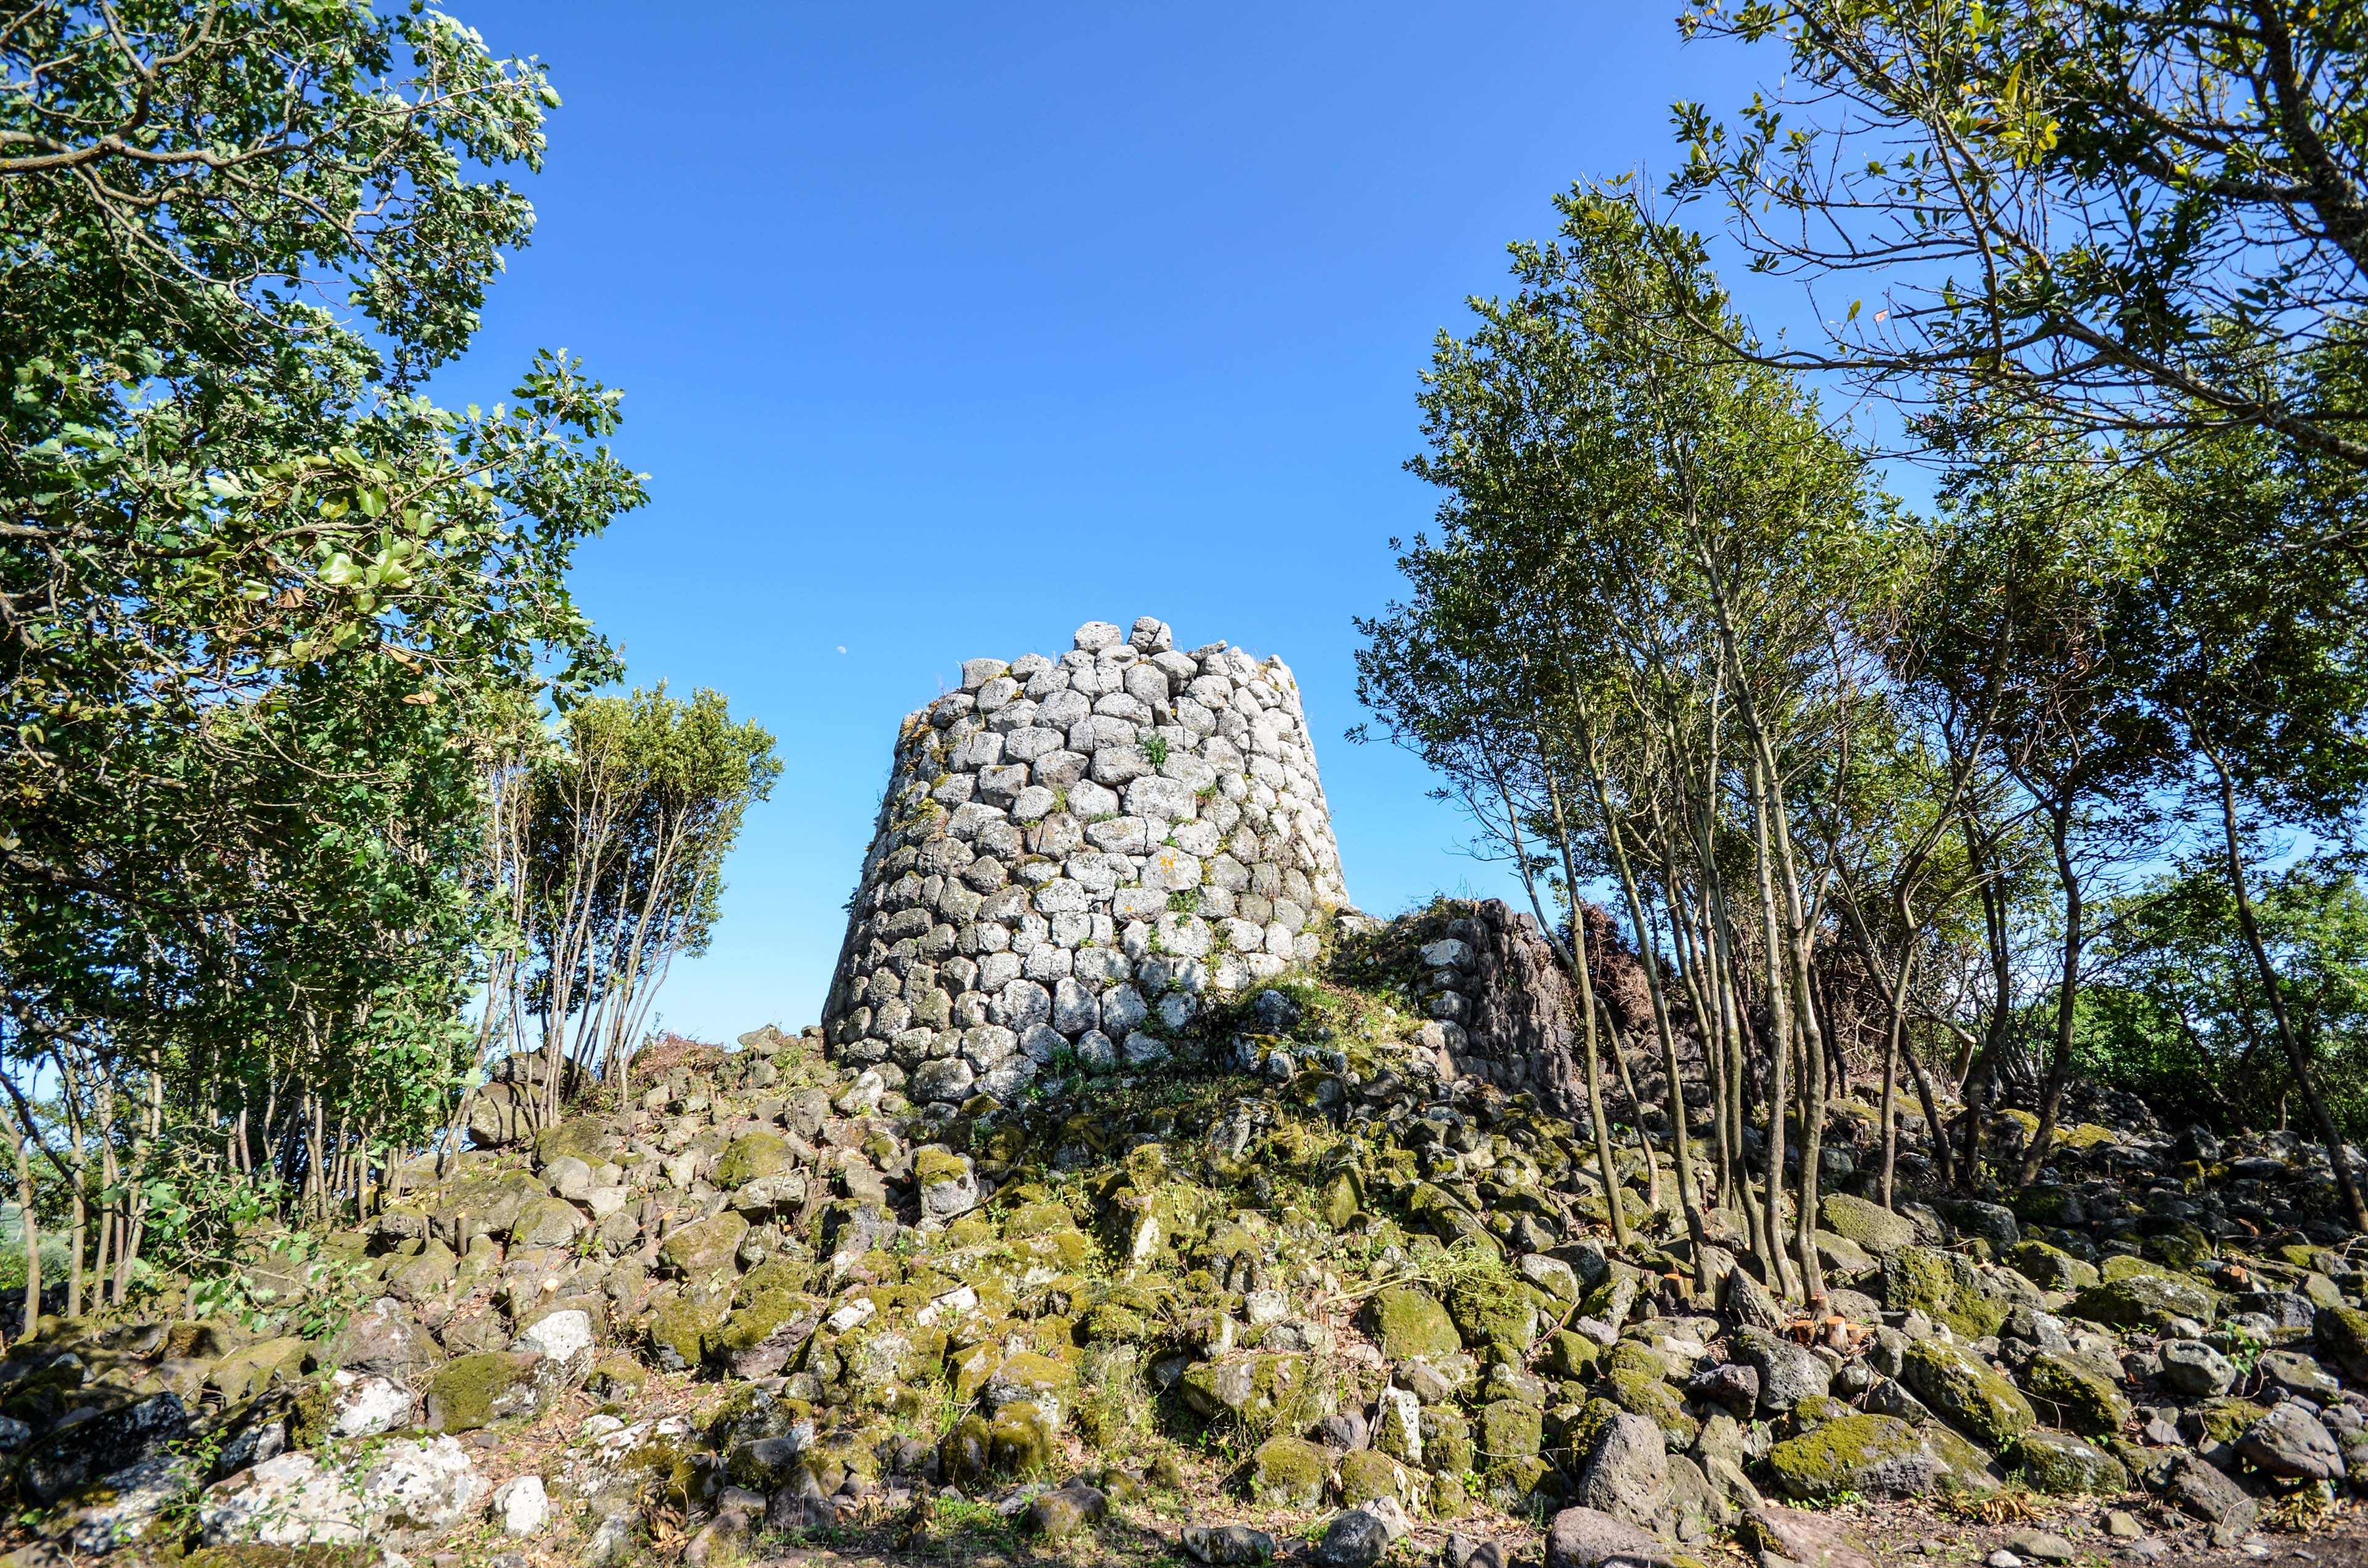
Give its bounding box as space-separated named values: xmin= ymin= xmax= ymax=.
xmin=1246 ymin=1435 xmax=1330 ymax=1508
xmin=714 ymin=1131 xmax=793 ymax=1188
xmin=1365 ymin=1286 xmax=1460 ymax=1360
xmin=2071 ymin=1270 xmax=2218 ymax=1330
xmin=327 ymin=1297 xmax=443 ymax=1381
xmin=1026 ymin=1479 xmax=1108 ymax=1541
xmin=1901 ymin=1339 xmax=2034 ymax=1449
xmin=1819 ymin=1194 xmax=1917 ymax=1255
xmin=660 ymin=1211 xmax=750 ymax=1278
xmin=1764 ymin=1414 xmax=1991 ymax=1502
xmin=20 ymin=1392 xmax=187 ymax=1504
xmin=1727 ymin=1326 xmax=1831 ymax=1416
xmin=1313 ymin=1507 xmax=1392 ymax=1568
xmin=1182 ymin=1524 xmax=1278 ymax=1565
xmin=2235 ymin=1402 xmax=2344 ymax=1482
xmin=424 ymin=1351 xmax=543 ymax=1432
xmin=2150 ymin=1451 xmax=2257 ymax=1532
xmin=2158 ymin=1339 xmax=2237 ymax=1397
xmin=2018 ymin=1350 xmax=2131 ymax=1437
xmin=1739 ymin=1504 xmax=1878 ymax=1568
xmin=1545 ymin=1506 xmax=1677 ymax=1568
xmin=2314 ymin=1303 xmax=2368 ymax=1381
xmin=1574 ymin=1412 xmax=1667 ymax=1529
xmin=2010 ymin=1429 xmax=2128 ymax=1495
xmin=1881 ymin=1247 xmax=2007 ymax=1337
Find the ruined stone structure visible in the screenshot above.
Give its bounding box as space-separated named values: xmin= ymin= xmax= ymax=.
xmin=821 ymin=617 xmax=1352 ymax=1104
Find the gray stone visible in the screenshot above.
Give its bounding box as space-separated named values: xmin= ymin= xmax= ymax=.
xmin=1314 ymin=1508 xmax=1391 ymax=1568
xmin=1730 ymin=1326 xmax=1833 ymax=1416
xmin=1576 ymin=1412 xmax=1669 ymax=1530
xmin=1545 ymin=1506 xmax=1677 ymax=1568
xmin=2235 ymin=1400 xmax=2343 ymax=1481
xmin=1074 ymin=621 xmax=1124 ymax=652
xmin=2158 ymin=1339 xmax=2236 ymax=1397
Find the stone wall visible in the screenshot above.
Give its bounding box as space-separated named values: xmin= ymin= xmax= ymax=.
xmin=821 ymin=616 xmax=1352 ymax=1106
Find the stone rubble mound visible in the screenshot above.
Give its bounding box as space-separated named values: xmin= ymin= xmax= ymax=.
xmin=5 ymin=930 xmax=2368 ymax=1567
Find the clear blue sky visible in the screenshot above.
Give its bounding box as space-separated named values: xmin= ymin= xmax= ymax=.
xmin=432 ymin=4 xmax=1788 ymax=1042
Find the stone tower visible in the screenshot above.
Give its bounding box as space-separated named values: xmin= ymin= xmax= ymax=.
xmin=822 ymin=616 xmax=1351 ymax=1106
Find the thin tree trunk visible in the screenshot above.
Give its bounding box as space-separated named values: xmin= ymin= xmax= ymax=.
xmin=2203 ymin=748 xmax=2368 ymax=1233
xmin=2020 ymin=803 xmax=2085 ymax=1183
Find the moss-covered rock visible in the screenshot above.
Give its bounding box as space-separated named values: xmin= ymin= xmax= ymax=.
xmin=1766 ymin=1413 xmax=1983 ymax=1502
xmin=2020 ymin=1351 xmax=2131 ymax=1437
xmin=1600 ymin=1342 xmax=1698 ymax=1447
xmin=1542 ymin=1329 xmax=1601 ymax=1381
xmin=1244 ymin=1435 xmax=1329 ymax=1508
xmin=2316 ymin=1304 xmax=2368 ymax=1382
xmin=705 ymin=1291 xmax=821 ymax=1379
xmin=1902 ymin=1339 xmax=2035 ymax=1450
xmin=424 ymin=1350 xmax=540 ymax=1432
xmin=2011 ymin=1429 xmax=2129 ymax=1495
xmin=1334 ymin=1448 xmax=1417 ymax=1508
xmin=1180 ymin=1353 xmax=1329 ymax=1430
xmin=2006 ymin=1241 xmax=2099 ymax=1292
xmin=1363 ymin=1286 xmax=1460 ymax=1361
xmin=714 ymin=1132 xmax=792 ymax=1189
xmin=1447 ymin=1275 xmax=1539 ymax=1356
xmin=2071 ymin=1270 xmax=2218 ymax=1330
xmin=1881 ymin=1247 xmax=2007 ymax=1337
xmin=1478 ymin=1399 xmax=1544 ymax=1464
xmin=2186 ymin=1397 xmax=2268 ymax=1446
xmin=660 ymin=1212 xmax=749 ymax=1279
xmin=1422 ymin=1406 xmax=1475 ymax=1477
xmin=534 ymin=1117 xmax=614 ymax=1168
xmin=984 ymin=1400 xmax=1057 ymax=1476
xmin=508 ymin=1196 xmax=582 ymax=1249
xmin=647 ymin=1295 xmax=724 ymax=1373
xmin=1820 ymin=1194 xmax=1918 ymax=1255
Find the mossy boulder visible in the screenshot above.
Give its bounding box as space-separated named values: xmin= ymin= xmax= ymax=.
xmin=714 ymin=1132 xmax=792 ymax=1189
xmin=989 ymin=1400 xmax=1059 ymax=1476
xmin=1244 ymin=1435 xmax=1329 ymax=1508
xmin=648 ymin=1295 xmax=725 ymax=1372
xmin=1542 ymin=1329 xmax=1601 ymax=1381
xmin=535 ymin=1117 xmax=614 ymax=1168
xmin=508 ymin=1195 xmax=583 ymax=1249
xmin=1421 ymin=1406 xmax=1475 ymax=1476
xmin=1902 ymin=1339 xmax=2035 ymax=1450
xmin=2071 ymin=1270 xmax=2218 ymax=1330
xmin=2187 ymin=1397 xmax=2268 ymax=1446
xmin=1363 ymin=1286 xmax=1460 ymax=1361
xmin=2005 ymin=1241 xmax=2099 ymax=1292
xmin=1766 ymin=1413 xmax=1987 ymax=1502
xmin=1334 ymin=1448 xmax=1417 ymax=1508
xmin=424 ymin=1351 xmax=541 ymax=1432
xmin=2316 ymin=1304 xmax=2368 ymax=1381
xmin=1600 ymin=1342 xmax=1698 ymax=1447
xmin=2011 ymin=1429 xmax=2129 ymax=1495
xmin=2019 ymin=1351 xmax=2131 ymax=1437
xmin=1478 ymin=1399 xmax=1544 ymax=1464
xmin=1180 ymin=1353 xmax=1329 ymax=1430
xmin=985 ymin=1352 xmax=1079 ymax=1420
xmin=1820 ymin=1194 xmax=1918 ymax=1255
xmin=705 ymin=1291 xmax=822 ymax=1379
xmin=660 ymin=1212 xmax=749 ymax=1279
xmin=1448 ymin=1275 xmax=1539 ymax=1355
xmin=1881 ymin=1247 xmax=2007 ymax=1337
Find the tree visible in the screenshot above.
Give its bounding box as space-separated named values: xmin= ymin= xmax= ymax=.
xmin=0 ymin=2 xmax=656 ymax=1306
xmin=522 ymin=687 xmax=781 ymax=1121
xmin=1361 ymin=189 xmax=1909 ymax=1302
xmin=1667 ymin=0 xmax=2368 ymax=475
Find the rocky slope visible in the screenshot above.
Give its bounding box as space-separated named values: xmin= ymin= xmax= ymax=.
xmin=4 ymin=900 xmax=2367 ymax=1568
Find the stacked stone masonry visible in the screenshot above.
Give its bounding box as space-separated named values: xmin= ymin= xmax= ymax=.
xmin=823 ymin=617 xmax=1352 ymax=1105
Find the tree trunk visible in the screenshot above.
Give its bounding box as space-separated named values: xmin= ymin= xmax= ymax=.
xmin=2205 ymin=752 xmax=2368 ymax=1233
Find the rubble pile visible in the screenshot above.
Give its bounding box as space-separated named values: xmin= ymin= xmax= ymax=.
xmin=2 ymin=902 xmax=2366 ymax=1568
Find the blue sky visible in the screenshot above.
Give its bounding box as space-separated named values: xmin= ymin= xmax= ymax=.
xmin=432 ymin=4 xmax=1788 ymax=1041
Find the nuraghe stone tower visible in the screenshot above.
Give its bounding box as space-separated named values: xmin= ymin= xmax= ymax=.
xmin=822 ymin=616 xmax=1350 ymax=1106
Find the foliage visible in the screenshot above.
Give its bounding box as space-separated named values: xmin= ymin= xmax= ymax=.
xmin=1668 ymin=0 xmax=2368 ymax=474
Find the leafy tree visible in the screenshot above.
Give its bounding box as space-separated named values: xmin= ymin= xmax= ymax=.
xmin=0 ymin=2 xmax=656 ymax=1307
xmin=1667 ymin=0 xmax=2368 ymax=474
xmin=2086 ymin=860 xmax=2368 ymax=1149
